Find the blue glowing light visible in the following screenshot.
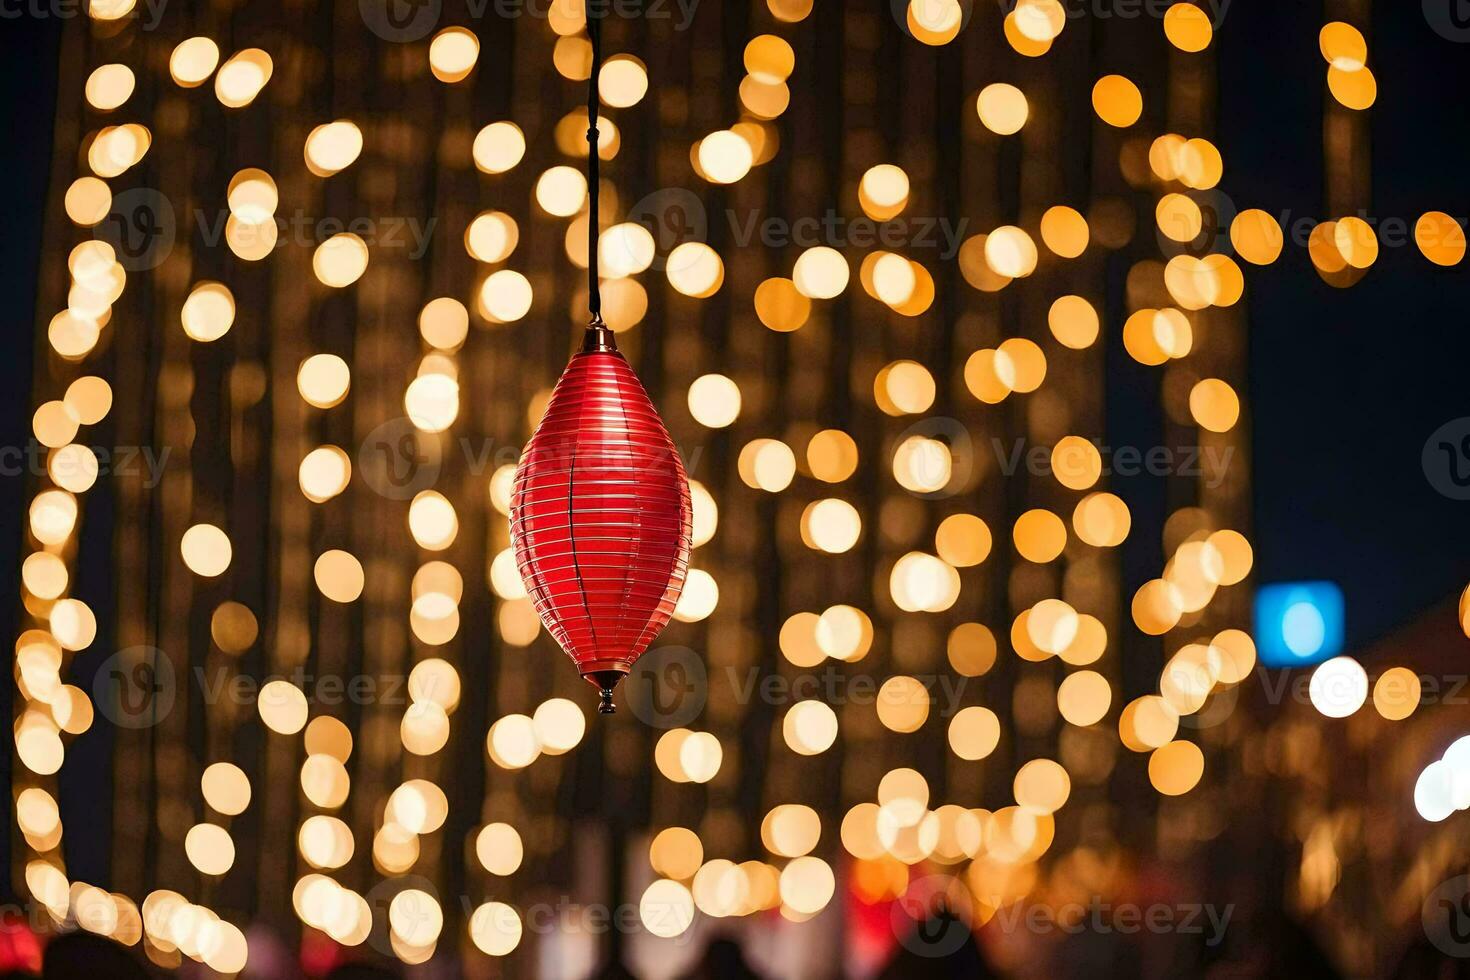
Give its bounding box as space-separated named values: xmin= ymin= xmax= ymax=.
xmin=1254 ymin=582 xmax=1344 ymax=667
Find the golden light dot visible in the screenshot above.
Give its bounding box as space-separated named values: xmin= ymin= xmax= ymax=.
xmin=870 ymin=252 xmax=918 ymax=307
xmin=892 ymin=435 xmax=952 ymax=493
xmin=976 ymin=83 xmax=1028 ymax=135
xmin=1319 ymin=21 xmax=1367 ymax=71
xmin=890 ymin=552 xmax=961 ymax=612
xmin=259 ymin=681 xmax=309 ymax=734
xmin=754 ymin=277 xmax=811 ymax=331
xmin=85 ymin=64 xmax=135 ymax=111
xmin=185 ymin=824 xmax=235 ymax=875
xmin=305 ymin=716 xmax=353 ymax=761
xmin=31 ymin=491 xmax=78 ymax=546
xmin=408 ymin=490 xmax=458 ymax=550
xmin=784 ymin=609 xmax=852 ymax=668
xmin=1163 ymin=2 xmax=1213 ymax=51
xmin=298 ymin=354 xmax=351 ymax=408
xmin=48 ymin=443 xmax=99 ymax=493
xmin=1372 ymin=667 xmax=1421 ymax=721
xmin=1131 ymin=579 xmax=1182 ymax=635
xmin=875 ymin=360 xmax=935 ymax=415
xmin=801 ymin=499 xmax=862 ymax=554
xmin=783 ymin=700 xmax=839 ymax=755
xmin=1014 ymin=758 xmax=1070 ymax=814
xmin=1013 ymin=509 xmax=1066 ymax=563
xmin=397 ymin=695 xmax=449 ymax=753
xmin=1230 ymin=209 xmax=1284 ymax=265
xmin=300 ymin=755 xmax=351 ymax=809
xmin=488 ymin=714 xmax=542 ymax=770
xmin=859 ymin=164 xmax=910 ymax=220
xmin=64 ymin=177 xmax=111 ymax=226
xmin=1148 ymin=740 xmax=1204 ymax=795
xmin=1189 ymin=378 xmax=1240 ymax=432
xmin=666 ymin=243 xmax=725 ymax=297
xmin=1119 ymin=695 xmax=1179 ymax=751
xmin=779 ymin=857 xmax=834 ymax=915
xmin=1092 ymin=74 xmax=1143 ymax=128
xmin=473 ymin=122 xmax=526 ymax=174
xmin=181 ymin=523 xmax=232 ymax=577
xmin=935 ymin=514 xmax=991 ymax=567
xmin=1206 ymin=529 xmax=1253 ymax=584
xmin=22 ymin=552 xmax=68 ymax=600
xmin=688 ymin=374 xmax=741 ymax=428
xmin=877 ymin=676 xmax=930 ymax=733
xmin=304 ymin=120 xmax=363 ymax=177
xmin=807 ymin=429 xmax=858 ymax=482
xmin=947 ymin=623 xmax=996 ymax=677
xmin=650 ymin=827 xmax=703 ymax=879
xmin=32 ymin=402 xmax=78 ymax=450
xmin=673 ymin=569 xmax=719 ymax=623
xmin=698 ymin=130 xmax=755 ymax=184
xmin=532 ymin=698 xmax=585 ymax=755
xmin=1328 ymin=65 xmax=1376 ymax=110
xmin=429 ymin=26 xmax=479 ymax=82
xmin=1415 ymin=212 xmax=1467 ymax=267
xmin=745 ymin=33 xmax=796 ymax=83
xmin=599 ymin=54 xmax=648 ymax=108
xmin=599 ymin=222 xmax=654 ymax=277
xmin=738 ymin=438 xmax=796 ymax=492
xmin=1057 ymin=670 xmax=1111 ymax=727
xmin=1044 ymin=295 xmax=1098 ymax=349
xmin=215 ymin=48 xmax=273 ymax=108
xmin=476 ymin=822 xmax=523 ymax=876
xmin=1334 ymin=216 xmax=1379 ymax=269
xmin=313 ymin=550 xmax=364 ymax=603
xmin=908 ymin=0 xmax=963 ymax=44
xmin=470 ymin=902 xmax=522 ymax=956
xmin=1025 ymin=598 xmax=1078 ymax=656
xmin=170 ymin=37 xmax=221 ymax=88
xmin=299 ymin=814 xmax=353 ymax=868
xmin=478 ymin=269 xmax=533 ymax=323
xmin=390 ymin=889 xmax=443 ymax=947
xmin=417 ymin=297 xmax=470 ymax=352
xmin=48 ymin=311 xmax=101 ymax=360
xmin=1072 ymin=492 xmax=1130 ymax=548
xmin=64 ymin=376 xmax=112 ymax=425
xmin=1039 ymin=205 xmax=1089 ymax=258
xmin=793 ymin=246 xmax=849 ymax=299
xmin=180 ymin=281 xmax=235 ymax=342
xmin=984 ymin=226 xmax=1038 ymax=278
xmin=1156 ymin=193 xmax=1202 ymax=243
xmin=1051 ymin=436 xmax=1102 ymax=490
xmin=313 ymin=233 xmax=369 ymax=288
xmin=948 ymin=706 xmax=1001 ymax=760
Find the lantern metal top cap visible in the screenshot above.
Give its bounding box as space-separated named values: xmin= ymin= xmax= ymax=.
xmin=582 ymin=318 xmax=619 ymax=354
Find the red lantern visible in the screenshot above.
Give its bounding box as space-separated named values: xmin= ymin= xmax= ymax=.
xmin=509 ymin=324 xmax=692 ymax=714
xmin=510 ymin=11 xmax=691 ymax=714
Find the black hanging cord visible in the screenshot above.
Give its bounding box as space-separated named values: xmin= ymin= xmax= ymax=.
xmin=585 ymin=7 xmax=603 ymax=326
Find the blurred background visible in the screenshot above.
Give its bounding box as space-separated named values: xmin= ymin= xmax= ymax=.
xmin=4 ymin=0 xmax=1470 ymax=977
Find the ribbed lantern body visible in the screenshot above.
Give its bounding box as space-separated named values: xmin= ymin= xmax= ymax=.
xmin=510 ymin=349 xmax=692 ymax=682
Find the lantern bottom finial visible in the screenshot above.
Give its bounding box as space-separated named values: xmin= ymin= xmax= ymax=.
xmin=583 ymin=669 xmax=628 ymax=715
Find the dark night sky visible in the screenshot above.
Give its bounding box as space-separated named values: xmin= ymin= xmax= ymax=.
xmin=1 ymin=1 xmax=1467 ymax=661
